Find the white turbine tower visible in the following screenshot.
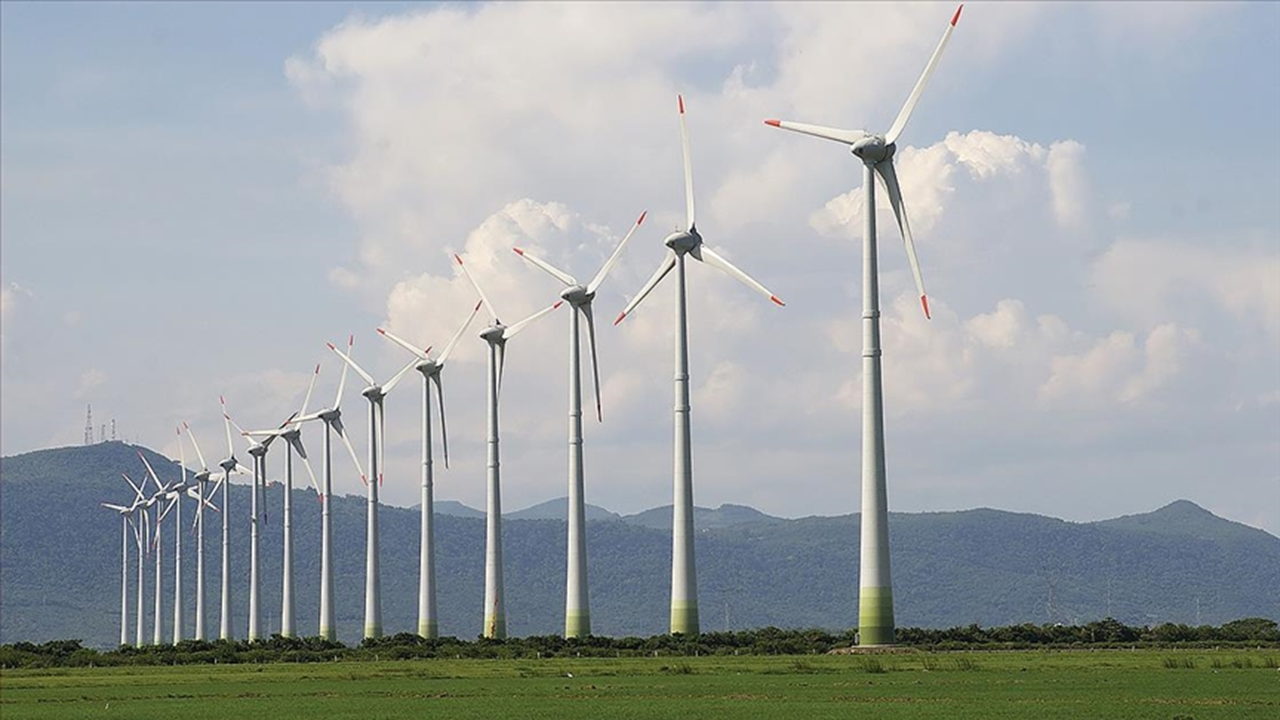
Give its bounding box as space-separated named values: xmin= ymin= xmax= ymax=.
xmin=121 ymin=472 xmax=148 ymax=646
xmin=327 ymin=336 xmax=417 ymax=639
xmin=180 ymin=423 xmax=218 ymax=641
xmin=215 ymin=406 xmax=253 ymax=640
xmin=512 ymin=210 xmax=647 ymax=638
xmin=291 ymin=342 xmax=366 ymax=640
xmin=139 ymin=450 xmax=198 ymax=645
xmin=615 ymin=95 xmax=785 ymax=635
xmin=141 ymin=466 xmax=171 ymax=646
xmin=763 ymin=4 xmax=962 ymax=646
xmin=243 ymin=367 xmax=322 ymax=639
xmin=101 ymin=484 xmax=144 ymax=647
xmin=455 ymin=253 xmax=563 ymax=638
xmin=377 ymin=301 xmax=482 ymax=639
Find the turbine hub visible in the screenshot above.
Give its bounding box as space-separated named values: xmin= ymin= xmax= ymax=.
xmin=361 ymin=385 xmax=385 ymax=400
xmin=415 ymin=359 xmax=440 ymax=375
xmin=318 ymin=408 xmax=341 ymax=422
xmin=479 ymin=325 xmax=506 ymax=343
xmin=248 ymin=445 xmax=267 ymax=458
xmin=664 ymin=229 xmax=700 ymax=255
xmin=851 ymin=135 xmax=893 ymax=164
xmin=560 ymin=285 xmax=592 ymax=305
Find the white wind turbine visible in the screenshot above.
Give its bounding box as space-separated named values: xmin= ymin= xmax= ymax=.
xmin=180 ymin=422 xmax=219 ymax=641
xmin=101 ymin=480 xmax=146 ymax=647
xmin=214 ymin=405 xmax=254 ymax=640
xmin=139 ymin=450 xmax=206 ymax=645
xmin=120 ymin=472 xmax=148 ymax=646
xmin=290 ymin=341 xmax=366 ymax=640
xmin=377 ymin=301 xmax=482 ymax=639
xmin=455 ymin=252 xmax=564 ymax=639
xmin=327 ymin=336 xmax=418 ymax=639
xmin=763 ymin=4 xmax=963 ymax=646
xmin=242 ymin=367 xmax=322 ymax=639
xmin=615 ymin=95 xmax=785 ymax=635
xmin=512 ymin=210 xmax=647 ymax=638
xmin=140 ymin=465 xmax=171 ymax=646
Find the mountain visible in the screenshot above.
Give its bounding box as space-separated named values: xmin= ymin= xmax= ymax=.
xmin=2 ymin=443 xmax=1277 ymax=648
xmin=506 ymin=498 xmax=620 ymax=522
xmin=433 ymin=500 xmax=485 ymax=519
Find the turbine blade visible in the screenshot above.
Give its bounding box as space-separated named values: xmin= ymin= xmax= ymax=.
xmin=875 ymin=160 xmax=930 ymax=319
xmin=885 ymin=4 xmax=963 ymax=145
xmin=502 ymin=300 xmax=563 ymax=340
xmin=176 ymin=425 xmax=186 ymax=474
xmin=331 ymin=413 xmax=345 ymax=437
xmin=378 ymin=327 xmax=430 ymax=361
xmin=328 ymin=340 xmax=377 ymax=387
xmin=377 ymin=399 xmax=386 ymax=486
xmin=138 ymin=451 xmax=164 ymax=491
xmin=678 ymin=94 xmax=696 ymax=231
xmin=223 ymin=411 xmax=254 ymax=450
xmin=587 ymin=211 xmax=647 ymax=295
xmin=101 ymin=503 xmax=130 ymax=512
xmin=615 ymin=251 xmax=676 ymax=324
xmin=334 ymin=335 xmax=354 ymax=409
xmin=762 ymin=119 xmax=869 ymax=147
xmin=438 ymin=301 xmax=483 ymax=366
xmin=495 ymin=342 xmax=506 ymax=399
xmin=297 ymin=440 xmax=321 ymax=497
xmin=336 ymin=422 xmax=367 ymax=486
xmin=287 ymin=432 xmax=309 ymax=461
xmin=513 ymin=247 xmax=577 ymax=287
xmin=693 ymin=245 xmax=786 ymax=307
xmin=122 ymin=472 xmax=145 ymax=502
xmin=381 ymin=357 xmax=419 ymax=395
xmin=581 ymin=303 xmax=603 ymax=423
xmin=183 ymin=422 xmax=210 ymax=472
xmin=220 ymin=396 xmax=236 ymax=458
xmin=300 ymin=363 xmax=321 ymax=417
xmin=432 ymin=374 xmax=450 ymax=470
xmin=454 ymin=254 xmax=500 ymax=322
xmin=158 ymin=494 xmax=179 ymax=525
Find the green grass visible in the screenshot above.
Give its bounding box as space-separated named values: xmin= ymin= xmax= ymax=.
xmin=2 ymin=649 xmax=1277 ymax=719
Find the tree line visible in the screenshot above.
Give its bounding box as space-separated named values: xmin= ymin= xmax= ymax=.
xmin=2 ymin=618 xmax=1276 ymax=668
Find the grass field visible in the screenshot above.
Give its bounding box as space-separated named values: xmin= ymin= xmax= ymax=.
xmin=2 ymin=649 xmax=1277 ymax=719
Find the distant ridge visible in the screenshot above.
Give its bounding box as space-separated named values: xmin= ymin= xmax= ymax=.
xmin=2 ymin=443 xmax=1277 ymax=647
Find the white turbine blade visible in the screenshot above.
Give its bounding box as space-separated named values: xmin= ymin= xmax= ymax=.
xmin=157 ymin=494 xmax=179 ymax=524
xmin=223 ymin=411 xmax=255 ymax=450
xmin=337 ymin=422 xmax=367 ymax=486
xmin=762 ymin=119 xmax=869 ymax=147
xmin=138 ymin=451 xmax=164 ymax=491
xmin=380 ymin=357 xmax=419 ymax=395
xmin=297 ymin=441 xmax=321 ymax=497
xmin=454 ymin=254 xmax=500 ymax=322
xmin=513 ymin=247 xmax=576 ymax=287
xmin=183 ymin=422 xmax=209 ymax=472
xmin=875 ymin=160 xmax=931 ymax=319
xmin=693 ymin=245 xmax=786 ymax=307
xmin=885 ymin=4 xmax=963 ymax=145
xmin=615 ymin=251 xmax=677 ymax=325
xmin=587 ymin=211 xmax=647 ymax=294
xmin=291 ymin=411 xmax=325 ymax=424
xmin=376 ymin=399 xmax=386 ymax=486
xmin=286 ymin=431 xmax=309 ymax=460
xmin=235 ymin=462 xmax=254 ymax=476
xmin=219 ymin=396 xmax=237 ymax=458
xmin=677 ymin=94 xmax=696 ymax=231
xmin=122 ymin=473 xmax=146 ymax=503
xmin=176 ymin=425 xmax=186 ymax=474
xmin=328 ymin=340 xmax=376 ymax=387
xmin=495 ymin=342 xmax=506 ymax=399
xmin=333 ymin=335 xmax=354 ymax=409
xmin=438 ymin=301 xmax=483 ymax=366
xmin=102 ymin=503 xmax=130 ymax=512
xmin=300 ymin=363 xmax=321 ymax=417
xmin=581 ymin=303 xmax=603 ymax=423
xmin=502 ymin=300 xmax=563 ymax=340
xmin=432 ymin=374 xmax=451 ymax=470
xmin=378 ymin=327 xmax=430 ymax=361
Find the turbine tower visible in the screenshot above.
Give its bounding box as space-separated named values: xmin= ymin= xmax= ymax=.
xmin=292 ymin=343 xmax=365 ymax=640
xmin=139 ymin=450 xmax=195 ymax=645
xmin=121 ymin=472 xmax=148 ymax=646
xmin=243 ymin=367 xmax=322 ymax=639
xmin=102 ymin=483 xmax=144 ymax=647
xmin=377 ymin=301 xmax=483 ymax=638
xmin=763 ymin=4 xmax=962 ymax=646
xmin=615 ymin=95 xmax=785 ymax=635
xmin=215 ymin=407 xmax=253 ymax=640
xmin=455 ymin=253 xmax=563 ymax=638
xmin=512 ymin=210 xmax=647 ymax=637
xmin=181 ymin=423 xmax=217 ymax=641
xmin=328 ymin=338 xmax=417 ymax=639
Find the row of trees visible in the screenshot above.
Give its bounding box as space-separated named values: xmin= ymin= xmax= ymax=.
xmin=3 ymin=618 xmax=1276 ymax=668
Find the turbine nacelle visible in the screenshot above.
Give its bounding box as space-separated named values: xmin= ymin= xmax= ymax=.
xmin=559 ymin=285 xmax=593 ymax=306
xmin=851 ymin=135 xmax=894 ymax=164
xmin=414 ymin=358 xmax=442 ymax=376
xmin=360 ymin=385 xmax=387 ymax=402
xmin=479 ymin=325 xmax=507 ymax=344
xmin=664 ymin=229 xmax=701 ymax=255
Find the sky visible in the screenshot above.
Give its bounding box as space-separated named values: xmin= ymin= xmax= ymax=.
xmin=2 ymin=2 xmax=1278 ymax=535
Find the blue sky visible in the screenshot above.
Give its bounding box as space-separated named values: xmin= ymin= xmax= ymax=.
xmin=2 ymin=2 xmax=1277 ymax=534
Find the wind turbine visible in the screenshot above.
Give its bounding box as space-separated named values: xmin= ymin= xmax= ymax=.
xmin=101 ymin=485 xmax=144 ymax=647
xmin=327 ymin=336 xmax=417 ymax=639
xmin=377 ymin=301 xmax=482 ymax=639
xmin=455 ymin=252 xmax=563 ymax=638
xmin=763 ymin=4 xmax=962 ymax=646
xmin=140 ymin=465 xmax=171 ymax=646
xmin=215 ymin=404 xmax=254 ymax=640
xmin=512 ymin=210 xmax=647 ymax=637
xmin=180 ymin=422 xmax=218 ymax=641
xmin=615 ymin=95 xmax=785 ymax=635
xmin=242 ymin=367 xmax=322 ymax=639
xmin=139 ymin=450 xmax=197 ymax=645
xmin=121 ymin=472 xmax=148 ymax=646
xmin=290 ymin=341 xmax=366 ymax=641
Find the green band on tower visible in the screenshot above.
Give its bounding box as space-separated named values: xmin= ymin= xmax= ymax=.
xmin=565 ymin=611 xmax=591 ymax=639
xmin=670 ymin=601 xmax=699 ymax=635
xmin=417 ymin=621 xmax=438 ymax=639
xmin=364 ymin=623 xmax=382 ymax=639
xmin=858 ymin=586 xmax=895 ymax=646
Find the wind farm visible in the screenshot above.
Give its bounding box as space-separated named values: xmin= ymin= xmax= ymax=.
xmin=3 ymin=2 xmax=1278 ymax=716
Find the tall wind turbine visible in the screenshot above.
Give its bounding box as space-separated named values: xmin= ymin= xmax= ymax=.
xmin=328 ymin=337 xmax=417 ymax=639
xmin=121 ymin=472 xmax=148 ymax=646
xmin=763 ymin=4 xmax=962 ymax=646
xmin=512 ymin=210 xmax=647 ymax=637
xmin=181 ymin=423 xmax=217 ymax=641
xmin=102 ymin=484 xmax=144 ymax=647
xmin=455 ymin=253 xmax=563 ymax=639
xmin=291 ymin=342 xmax=366 ymax=640
xmin=377 ymin=301 xmax=482 ymax=639
xmin=139 ymin=450 xmax=193 ymax=644
xmin=243 ymin=367 xmax=322 ymax=639
xmin=215 ymin=406 xmax=253 ymax=640
xmin=615 ymin=95 xmax=785 ymax=635
xmin=141 ymin=466 xmax=170 ymax=646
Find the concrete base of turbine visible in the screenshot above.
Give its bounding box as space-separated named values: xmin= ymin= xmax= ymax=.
xmin=417 ymin=620 xmax=438 ymax=639
xmin=565 ymin=611 xmax=590 ymax=639
xmin=670 ymin=602 xmax=699 ymax=635
xmin=857 ymin=586 xmax=895 ymax=646
xmin=364 ymin=624 xmax=382 ymax=639
xmin=483 ymin=615 xmax=507 ymax=640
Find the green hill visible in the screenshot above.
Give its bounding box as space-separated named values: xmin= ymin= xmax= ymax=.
xmin=2 ymin=443 xmax=1277 ymax=648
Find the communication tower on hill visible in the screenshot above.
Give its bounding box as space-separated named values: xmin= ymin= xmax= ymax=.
xmin=84 ymin=405 xmax=93 ymax=445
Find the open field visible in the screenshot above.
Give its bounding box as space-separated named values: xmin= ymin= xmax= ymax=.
xmin=2 ymin=649 xmax=1277 ymax=719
